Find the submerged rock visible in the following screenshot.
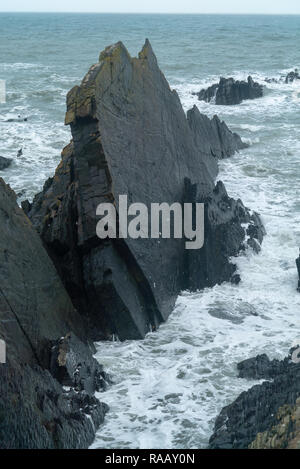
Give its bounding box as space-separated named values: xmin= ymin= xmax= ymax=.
xmin=285 ymin=69 xmax=300 ymax=83
xmin=194 ymin=76 xmax=264 ymax=105
xmin=209 ymin=349 xmax=300 ymax=449
xmin=264 ymin=70 xmax=300 ymax=85
xmin=0 ymin=178 xmax=108 ymax=448
xmin=0 ymin=155 xmax=12 ymax=170
xmin=26 ymin=40 xmax=264 ymax=342
xmin=264 ymin=77 xmax=279 ymax=84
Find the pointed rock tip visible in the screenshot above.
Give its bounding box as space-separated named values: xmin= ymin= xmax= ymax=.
xmin=99 ymin=41 xmax=130 ymax=62
xmin=139 ymin=38 xmax=156 ymax=60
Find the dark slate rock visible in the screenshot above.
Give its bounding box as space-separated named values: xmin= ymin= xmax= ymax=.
xmin=193 ymin=83 xmax=219 ymax=103
xmin=0 ymin=178 xmax=108 ymax=448
xmin=0 ymin=156 xmax=12 ymax=170
xmin=50 ymin=332 xmax=111 ymax=393
xmin=187 ymin=106 xmax=248 ymax=161
xmin=285 ymin=69 xmax=300 ymax=83
xmin=183 ymin=179 xmax=265 ymax=290
xmin=209 ymin=350 xmax=300 ymax=449
xmin=264 ymin=77 xmax=279 ymax=84
xmin=0 ymin=359 xmax=108 ymax=449
xmin=26 ymin=40 xmax=264 ymax=342
xmin=237 ymin=353 xmax=287 ymax=380
xmin=195 ymin=76 xmax=264 ymax=105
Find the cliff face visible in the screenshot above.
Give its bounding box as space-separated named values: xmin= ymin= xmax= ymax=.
xmin=0 ymin=178 xmax=108 ymax=449
xmin=25 ymin=40 xmax=264 ymax=341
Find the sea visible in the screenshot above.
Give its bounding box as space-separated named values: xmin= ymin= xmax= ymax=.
xmin=0 ymin=13 xmax=300 ymax=448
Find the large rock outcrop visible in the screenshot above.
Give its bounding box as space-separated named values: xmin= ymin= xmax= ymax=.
xmin=209 ymin=349 xmax=300 ymax=449
xmin=0 ymin=156 xmax=12 ymax=171
xmin=194 ymin=76 xmax=263 ymax=105
xmin=0 ymin=178 xmax=108 ymax=449
xmin=24 ymin=40 xmax=264 ymax=342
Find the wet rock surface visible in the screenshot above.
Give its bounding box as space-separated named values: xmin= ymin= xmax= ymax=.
xmin=0 ymin=178 xmax=108 ymax=448
xmin=183 ymin=179 xmax=265 ymax=290
xmin=285 ymin=69 xmax=300 ymax=83
xmin=0 ymin=155 xmax=12 ymax=170
xmin=0 ymin=359 xmax=108 ymax=449
xmin=194 ymin=76 xmax=263 ymax=105
xmin=264 ymin=69 xmax=300 ymax=85
xmin=26 ymin=40 xmax=263 ymax=342
xmin=50 ymin=332 xmax=111 ymax=394
xmin=209 ymin=349 xmax=300 ymax=449
xmin=187 ymin=106 xmax=248 ymax=159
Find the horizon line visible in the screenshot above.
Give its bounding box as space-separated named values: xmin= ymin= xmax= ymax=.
xmin=1 ymin=11 xmax=300 ymax=15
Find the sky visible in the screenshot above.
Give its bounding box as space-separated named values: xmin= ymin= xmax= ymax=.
xmin=1 ymin=0 xmax=300 ymax=14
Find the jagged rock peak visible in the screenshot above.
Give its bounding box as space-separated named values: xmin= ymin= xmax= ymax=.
xmin=27 ymin=41 xmax=264 ymax=343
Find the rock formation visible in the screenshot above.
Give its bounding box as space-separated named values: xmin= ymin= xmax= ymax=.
xmin=285 ymin=69 xmax=300 ymax=83
xmin=187 ymin=106 xmax=248 ymax=159
xmin=194 ymin=76 xmax=264 ymax=105
xmin=0 ymin=178 xmax=108 ymax=449
xmin=209 ymin=349 xmax=300 ymax=449
xmin=264 ymin=70 xmax=300 ymax=85
xmin=0 ymin=155 xmax=12 ymax=170
xmin=24 ymin=40 xmax=264 ymax=342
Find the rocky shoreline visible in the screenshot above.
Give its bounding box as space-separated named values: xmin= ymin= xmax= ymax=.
xmin=2 ymin=40 xmax=299 ymax=450
xmin=209 ymin=349 xmax=300 ymax=449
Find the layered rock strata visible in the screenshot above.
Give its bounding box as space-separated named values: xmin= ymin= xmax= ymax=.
xmin=25 ymin=40 xmax=264 ymax=341
xmin=209 ymin=350 xmax=300 ymax=449
xmin=0 ymin=178 xmax=108 ymax=449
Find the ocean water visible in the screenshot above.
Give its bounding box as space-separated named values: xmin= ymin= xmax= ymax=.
xmin=1 ymin=13 xmax=300 ymax=448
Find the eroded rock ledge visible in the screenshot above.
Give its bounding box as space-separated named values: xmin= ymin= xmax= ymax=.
xmin=24 ymin=40 xmax=264 ymax=342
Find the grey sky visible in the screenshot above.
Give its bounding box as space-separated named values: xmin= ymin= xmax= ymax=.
xmin=1 ymin=0 xmax=300 ymax=14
